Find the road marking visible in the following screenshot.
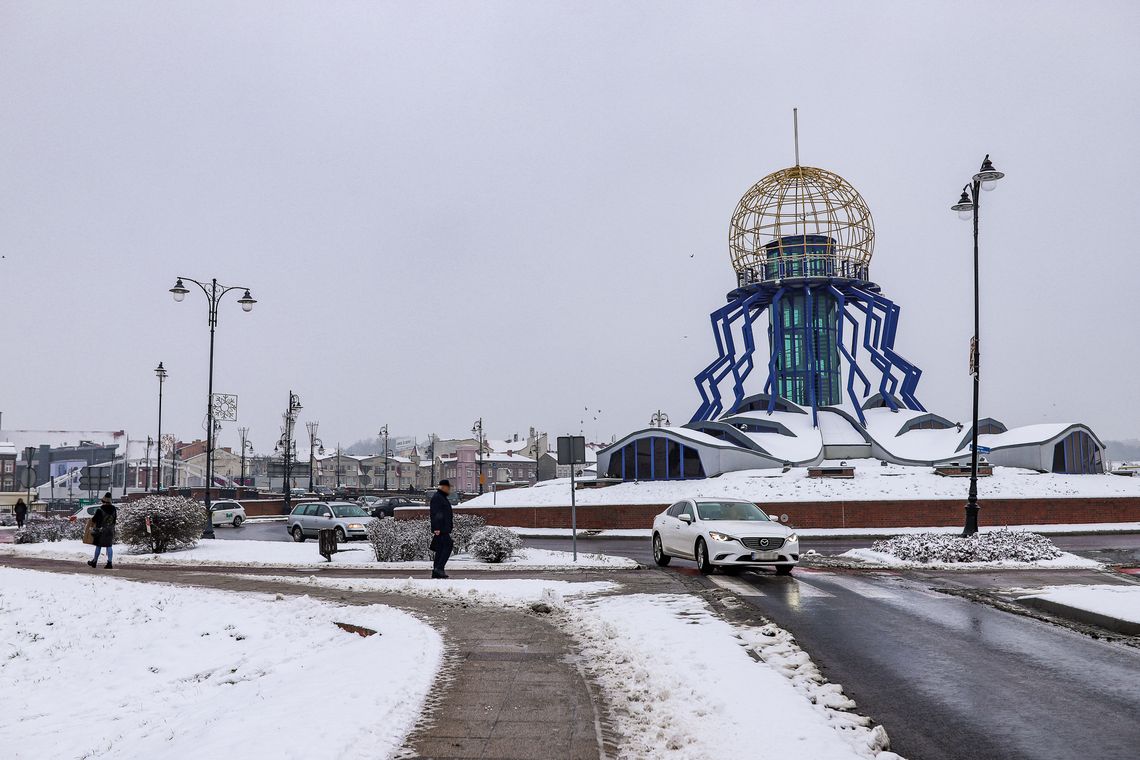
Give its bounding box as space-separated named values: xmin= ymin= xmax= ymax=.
xmin=788 ymin=578 xmax=836 ymax=598
xmin=807 ymin=573 xmax=900 ymax=599
xmin=709 ymin=575 xmax=764 ymax=597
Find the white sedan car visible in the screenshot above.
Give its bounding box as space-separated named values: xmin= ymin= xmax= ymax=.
xmin=209 ymin=499 xmax=247 ymax=528
xmin=652 ymin=498 xmax=800 ymax=575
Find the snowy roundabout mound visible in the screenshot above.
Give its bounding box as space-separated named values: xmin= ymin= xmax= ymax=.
xmin=842 ymin=530 xmax=1100 ymax=569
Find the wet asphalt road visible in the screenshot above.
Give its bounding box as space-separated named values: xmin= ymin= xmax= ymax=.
xmin=223 ymin=523 xmax=1140 ymax=759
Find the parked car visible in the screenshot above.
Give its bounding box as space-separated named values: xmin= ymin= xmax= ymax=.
xmin=286 ymin=501 xmax=375 ymax=543
xmin=368 ymin=496 xmax=419 ymax=519
xmin=289 ymin=487 xmax=307 ymax=498
xmin=209 ymin=500 xmax=247 ymax=528
xmin=69 ymin=504 xmax=101 ymax=522
xmin=312 ymin=485 xmax=334 ymax=498
xmin=651 ymin=498 xmax=799 ymax=575
xmin=357 ymin=494 xmax=381 ymax=509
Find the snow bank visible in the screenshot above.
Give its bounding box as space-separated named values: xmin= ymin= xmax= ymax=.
xmin=1019 ymin=584 xmax=1140 ymax=625
xmin=565 ymin=594 xmax=897 ymax=759
xmin=462 ymin=461 xmax=1140 ymax=507
xmin=840 ymin=532 xmax=1101 ymax=569
xmin=0 ymin=539 xmax=636 ymax=570
xmin=510 ymin=522 xmax=1140 ymax=539
xmin=0 ymin=568 xmax=441 ymax=760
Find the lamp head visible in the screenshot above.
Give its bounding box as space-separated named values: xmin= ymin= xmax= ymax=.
xmin=238 ymin=289 xmax=257 ymax=312
xmin=154 ymin=361 xmax=167 ymax=380
xmin=973 ymin=154 xmax=1004 ymax=191
xmin=951 ymin=188 xmax=975 ymax=221
xmin=170 ymin=278 xmax=189 ymax=302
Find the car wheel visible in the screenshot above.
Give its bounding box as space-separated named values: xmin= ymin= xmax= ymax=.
xmin=652 ymin=534 xmax=671 ymax=566
xmin=232 ymin=516 xmax=244 ymax=528
xmin=335 ymin=526 xmax=347 ymax=543
xmin=775 ymin=565 xmax=794 ymax=576
xmin=695 ymin=538 xmax=713 ymax=575
xmin=291 ymin=526 xmax=306 ymax=543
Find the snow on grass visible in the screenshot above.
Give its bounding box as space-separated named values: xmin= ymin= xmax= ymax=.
xmin=463 ymin=461 xmax=1140 ymax=507
xmin=255 ymin=576 xmax=898 ymax=759
xmin=841 ymin=531 xmax=1101 ymax=569
xmin=0 ymin=539 xmax=636 ymax=570
xmin=565 ymin=594 xmax=898 ymax=759
xmin=0 ymin=567 xmax=441 ymax=760
xmin=1018 ymin=584 xmax=1140 ymax=625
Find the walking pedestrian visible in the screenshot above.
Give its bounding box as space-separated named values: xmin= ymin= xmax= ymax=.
xmin=429 ymin=479 xmax=454 ymax=579
xmin=86 ymin=493 xmax=117 ymax=570
xmin=14 ymin=498 xmax=28 ymax=529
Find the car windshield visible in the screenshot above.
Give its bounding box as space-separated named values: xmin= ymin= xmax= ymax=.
xmin=331 ymin=505 xmax=367 ymax=517
xmin=695 ymin=501 xmax=769 ymax=521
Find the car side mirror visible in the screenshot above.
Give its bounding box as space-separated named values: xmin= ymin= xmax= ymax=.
xmin=678 ymin=514 xmax=693 ymax=524
xmin=768 ymin=514 xmax=779 ymax=522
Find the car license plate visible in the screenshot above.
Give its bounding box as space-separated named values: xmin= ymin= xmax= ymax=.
xmin=752 ymin=551 xmax=779 ymax=561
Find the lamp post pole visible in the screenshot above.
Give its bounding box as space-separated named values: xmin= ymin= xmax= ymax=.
xmin=169 ymin=276 xmax=256 ymax=538
xmin=950 ymin=155 xmax=1004 ymax=537
xmin=306 ymin=421 xmax=320 ymax=492
xmin=154 ymin=362 xmax=167 ymax=492
xmin=280 ymin=392 xmax=302 ymax=512
xmin=472 ymin=418 xmax=485 ymax=495
xmin=238 ymin=426 xmax=250 ymax=490
xmin=379 ymin=425 xmax=389 ymax=492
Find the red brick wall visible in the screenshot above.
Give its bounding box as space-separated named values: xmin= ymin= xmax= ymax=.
xmin=394 ymin=497 xmax=1140 ymax=530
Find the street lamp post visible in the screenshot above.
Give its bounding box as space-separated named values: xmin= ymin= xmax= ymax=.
xmin=472 ymin=418 xmax=485 ymax=495
xmin=169 ymin=276 xmax=256 ymax=538
xmin=154 ymin=362 xmax=167 ymax=492
xmin=949 ymin=154 xmax=1005 ymax=537
xmin=277 ymin=391 xmax=302 ymax=512
xmin=379 ymin=425 xmax=389 ymax=492
xmin=238 ymin=426 xmax=251 ymax=489
xmin=306 ymin=421 xmax=321 ymax=492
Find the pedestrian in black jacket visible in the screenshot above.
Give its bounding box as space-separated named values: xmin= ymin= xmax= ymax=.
xmin=14 ymin=499 xmax=28 ymax=529
xmin=429 ymin=480 xmax=454 ymax=579
xmin=87 ymin=493 xmax=117 ymax=570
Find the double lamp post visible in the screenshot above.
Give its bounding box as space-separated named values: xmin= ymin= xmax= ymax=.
xmin=169 ymin=277 xmax=256 ymax=538
xmin=949 ymin=155 xmax=1005 ymax=537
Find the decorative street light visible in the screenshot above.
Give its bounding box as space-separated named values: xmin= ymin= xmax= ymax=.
xmin=238 ymin=426 xmax=252 ymax=489
xmin=949 ymin=154 xmax=1005 ymax=537
xmin=169 ymin=276 xmax=256 ymax=538
xmin=154 ymin=361 xmax=167 ymax=492
xmin=275 ymin=391 xmax=303 ymax=512
xmin=379 ymin=424 xmax=389 ymax=492
xmin=472 ymin=418 xmax=485 ymax=495
xmin=648 ymin=409 xmax=670 ymax=428
xmin=306 ymin=420 xmax=322 ymax=492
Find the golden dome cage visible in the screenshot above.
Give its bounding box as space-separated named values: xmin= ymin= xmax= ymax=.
xmin=729 ymin=165 xmax=875 ymax=284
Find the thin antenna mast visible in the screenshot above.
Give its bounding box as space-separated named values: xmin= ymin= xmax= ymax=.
xmin=793 ymin=107 xmax=800 ymax=166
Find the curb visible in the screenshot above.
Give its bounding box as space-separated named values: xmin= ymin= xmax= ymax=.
xmin=1020 ymin=597 xmax=1140 ymax=636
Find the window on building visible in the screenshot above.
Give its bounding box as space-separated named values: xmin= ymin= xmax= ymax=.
xmin=1052 ymin=431 xmax=1102 ymax=474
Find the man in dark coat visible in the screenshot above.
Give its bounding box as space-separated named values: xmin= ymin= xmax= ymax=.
xmin=14 ymin=499 xmax=28 ymax=529
xmin=87 ymin=493 xmax=117 ymax=570
xmin=429 ymin=480 xmax=454 ymax=579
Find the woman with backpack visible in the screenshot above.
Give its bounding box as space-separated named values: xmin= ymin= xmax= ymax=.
xmin=87 ymin=493 xmax=117 ymax=570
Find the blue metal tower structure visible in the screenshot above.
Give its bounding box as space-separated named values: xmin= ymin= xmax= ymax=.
xmin=690 ymin=166 xmax=925 ymax=428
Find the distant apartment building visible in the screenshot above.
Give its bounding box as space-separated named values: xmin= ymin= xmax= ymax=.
xmin=0 ymin=442 xmax=17 ymax=492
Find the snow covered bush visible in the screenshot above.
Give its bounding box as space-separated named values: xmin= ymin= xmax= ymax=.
xmin=467 ymin=526 xmax=522 ymax=563
xmin=450 ymin=514 xmax=487 ymax=553
xmin=118 ymin=496 xmax=204 ymax=554
xmin=14 ymin=515 xmax=86 ymax=544
xmin=0 ymin=513 xmax=15 ymax=527
xmin=366 ymin=518 xmax=432 ymax=562
xmin=870 ymin=530 xmax=1063 ymax=564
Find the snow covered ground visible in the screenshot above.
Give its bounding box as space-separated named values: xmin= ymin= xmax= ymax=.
xmin=267 ymin=575 xmax=898 ymax=759
xmin=0 ymin=539 xmax=636 ymax=570
xmin=1019 ymin=584 xmax=1140 ymax=625
xmin=462 ymin=463 xmax=1140 ymax=507
xmin=841 ymin=548 xmax=1100 ymax=570
xmin=0 ymin=568 xmax=441 ymax=760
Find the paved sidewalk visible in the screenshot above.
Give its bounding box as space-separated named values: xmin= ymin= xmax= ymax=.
xmin=0 ymin=556 xmax=617 ymax=760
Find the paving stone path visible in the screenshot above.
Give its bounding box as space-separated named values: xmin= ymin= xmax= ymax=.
xmin=0 ymin=555 xmax=694 ymax=759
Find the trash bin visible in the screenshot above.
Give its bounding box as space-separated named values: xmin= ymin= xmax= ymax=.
xmin=317 ymin=528 xmax=338 ymax=562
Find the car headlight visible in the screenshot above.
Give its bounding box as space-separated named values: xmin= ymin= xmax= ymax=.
xmin=785 ymin=532 xmax=799 ymax=544
xmin=707 ymin=531 xmax=737 ymax=543
xmin=347 ymin=523 xmax=364 ymax=530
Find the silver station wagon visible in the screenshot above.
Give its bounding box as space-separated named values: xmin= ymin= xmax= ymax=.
xmin=286 ymin=501 xmax=375 ymax=543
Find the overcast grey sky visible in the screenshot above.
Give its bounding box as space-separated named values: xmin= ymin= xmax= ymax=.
xmin=1 ymin=1 xmax=1138 ymax=453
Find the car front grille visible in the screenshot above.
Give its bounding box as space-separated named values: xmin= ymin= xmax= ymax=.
xmin=741 ymin=536 xmax=785 ymax=550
